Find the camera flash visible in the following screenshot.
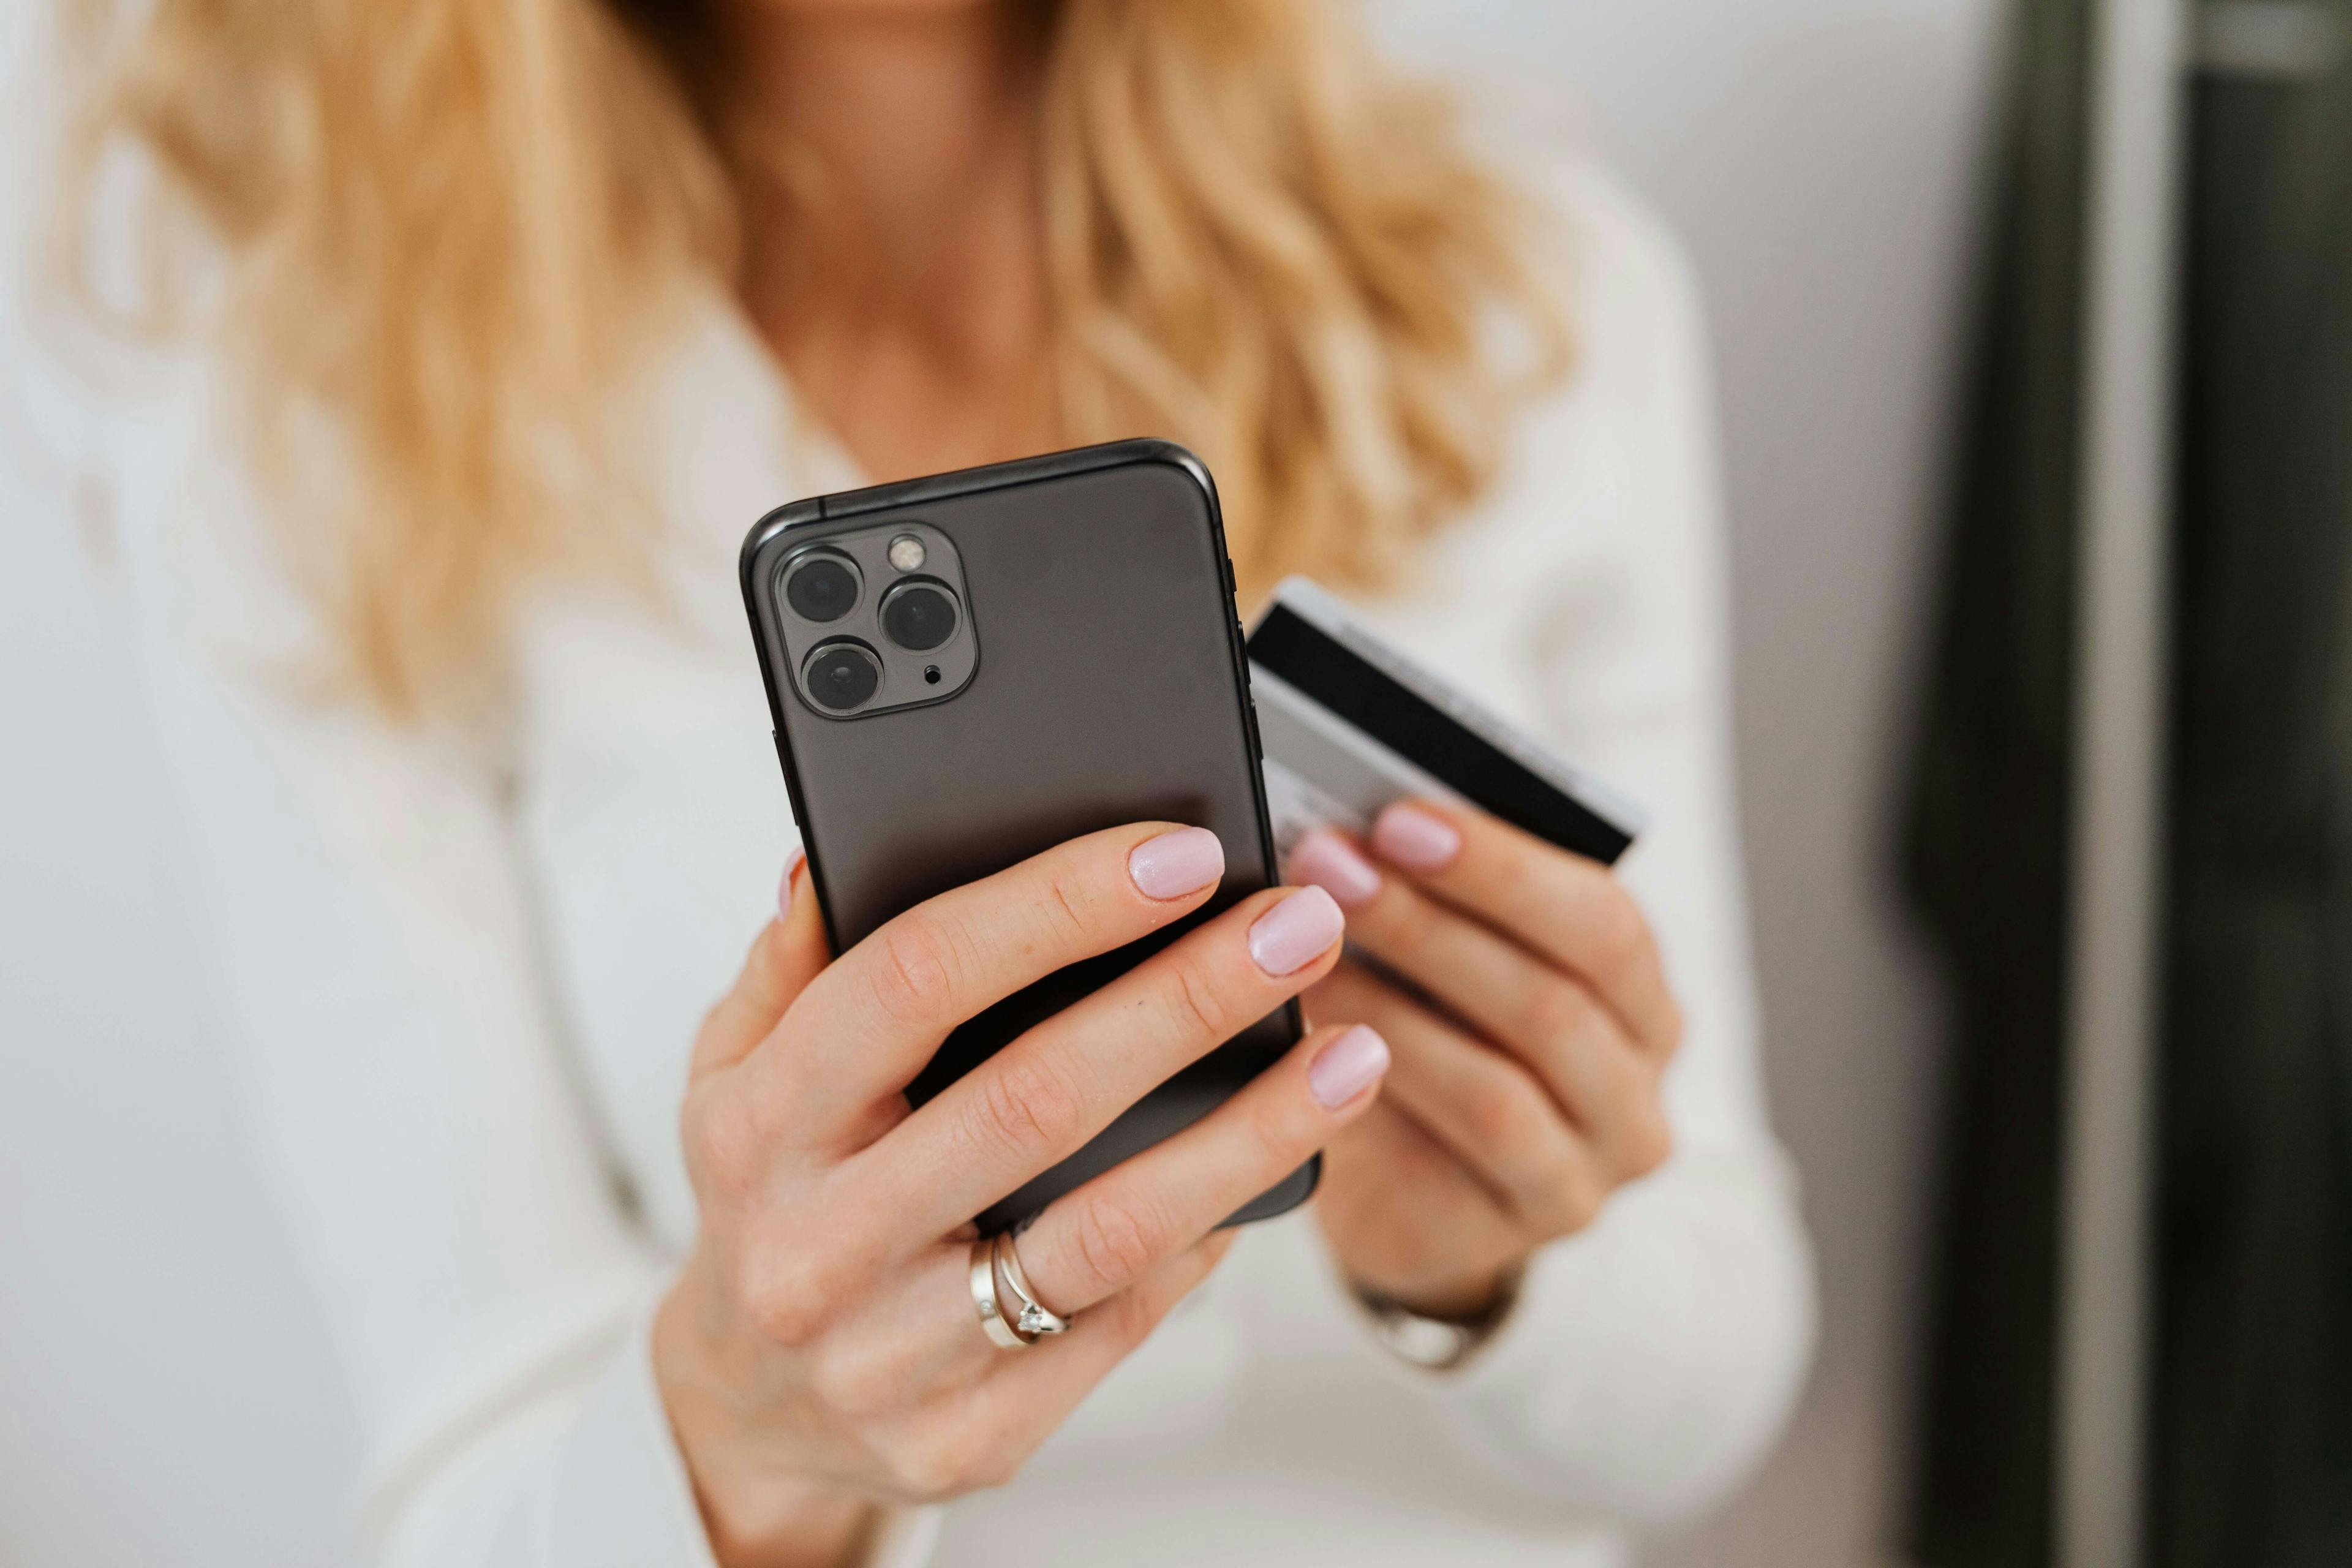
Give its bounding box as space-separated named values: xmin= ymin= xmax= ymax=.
xmin=888 ymin=535 xmax=927 ymax=573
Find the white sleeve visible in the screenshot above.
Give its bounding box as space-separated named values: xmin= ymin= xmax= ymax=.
xmin=1408 ymin=166 xmax=1817 ymax=1522
xmin=113 ymin=423 xmax=937 ymax=1568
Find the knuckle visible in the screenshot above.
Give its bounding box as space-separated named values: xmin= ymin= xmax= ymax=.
xmin=1465 ymin=1077 xmax=1540 ymax=1154
xmin=1067 ymin=1191 xmax=1170 ymax=1296
xmin=807 ymin=1348 xmax=897 ymax=1421
xmin=1165 ymin=949 xmax=1238 ymax=1044
xmin=1543 ymin=1164 xmax=1605 ymax=1234
xmin=682 ymin=1085 xmax=763 ymax=1201
xmin=867 ymin=919 xmax=960 ymax=1030
xmin=1519 ymin=974 xmax=1591 ymax=1049
xmin=739 ymin=1238 xmax=835 ymax=1347
xmin=738 ymin=1222 xmax=851 ymax=1354
xmin=1492 ymin=845 xmax=1547 ymax=909
xmin=1242 ymin=1091 xmax=1313 ymax=1171
xmin=1583 ymin=886 xmax=1652 ymax=981
xmin=967 ymin=1050 xmax=1089 ymax=1163
xmin=1036 ymin=861 xmax=1099 ymax=948
xmin=889 ymin=1424 xmax=1012 ymax=1499
xmin=1623 ymin=1107 xmax=1675 ymax=1178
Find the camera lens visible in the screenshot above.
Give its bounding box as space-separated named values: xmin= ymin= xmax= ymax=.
xmin=880 ymin=580 xmax=960 ymax=652
xmin=802 ymin=643 xmax=881 ymax=712
xmin=785 ymin=552 xmax=860 ymax=624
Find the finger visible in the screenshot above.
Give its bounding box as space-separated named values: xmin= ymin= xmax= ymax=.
xmin=979 ymin=1227 xmax=1232 ymax=1400
xmin=1313 ymin=939 xmax=1668 ymax=1185
xmin=693 ymin=850 xmax=827 ymax=1079
xmin=1005 ymin=1021 xmax=1389 ymax=1316
xmin=866 ymin=884 xmax=1349 ymax=1235
xmin=752 ymin=822 xmax=1231 ymax=1138
xmin=1324 ymin=1099 xmax=1519 ymax=1240
xmin=1291 ymin=834 xmax=1666 ymax=1173
xmin=790 ymin=1235 xmax=1011 ymax=1412
xmin=871 ymin=1233 xmax=1236 ymax=1501
xmin=1363 ymin=801 xmax=1682 ymax=1058
xmin=823 ymin=1208 xmax=1244 ymax=1415
xmin=1297 ymin=829 xmax=1595 ymax=1067
xmin=1309 ymin=962 xmax=1600 ymax=1232
xmin=1317 ymin=1099 xmax=1528 ymax=1297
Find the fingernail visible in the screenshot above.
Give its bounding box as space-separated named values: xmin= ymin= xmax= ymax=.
xmin=1309 ymin=1025 xmax=1391 ymax=1109
xmin=1129 ymin=826 xmax=1226 ymax=900
xmin=1287 ymin=830 xmax=1382 ymax=910
xmin=778 ymin=847 xmax=805 ymax=920
xmin=1248 ymin=885 xmax=1345 ymax=976
xmin=1372 ymin=803 xmax=1462 ymax=871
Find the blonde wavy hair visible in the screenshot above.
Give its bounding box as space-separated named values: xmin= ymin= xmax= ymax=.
xmin=71 ymin=0 xmax=1565 ymax=717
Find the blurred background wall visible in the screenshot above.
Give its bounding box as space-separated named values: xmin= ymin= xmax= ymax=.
xmin=0 ymin=14 xmax=362 ymax=1568
xmin=1364 ymin=9 xmax=2002 ymax=1559
xmin=0 ymin=2 xmax=2002 ymax=1564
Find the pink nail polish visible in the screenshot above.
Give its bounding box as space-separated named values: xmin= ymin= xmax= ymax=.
xmin=1287 ymin=830 xmax=1382 ymax=910
xmin=778 ymin=847 xmax=805 ymax=920
xmin=1371 ymin=803 xmax=1463 ymax=871
xmin=1129 ymin=826 xmax=1226 ymax=901
xmin=1248 ymin=886 xmax=1345 ymax=976
xmin=1309 ymin=1025 xmax=1391 ymax=1109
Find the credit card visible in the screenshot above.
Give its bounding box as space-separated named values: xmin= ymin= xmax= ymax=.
xmin=1246 ymin=576 xmax=1644 ymax=866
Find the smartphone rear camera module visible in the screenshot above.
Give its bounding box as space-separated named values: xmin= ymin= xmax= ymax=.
xmin=785 ymin=551 xmax=861 ymax=624
xmin=763 ymin=521 xmax=974 ymax=718
xmin=880 ymin=580 xmax=960 ymax=652
xmin=802 ymin=641 xmax=882 ymax=713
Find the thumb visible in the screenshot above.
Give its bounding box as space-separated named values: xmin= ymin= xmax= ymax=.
xmin=692 ymin=849 xmax=829 ymax=1077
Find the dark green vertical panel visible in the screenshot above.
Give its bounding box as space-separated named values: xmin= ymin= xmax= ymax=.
xmin=2152 ymin=4 xmax=2352 ymax=1562
xmin=1902 ymin=2 xmax=2095 ymax=1564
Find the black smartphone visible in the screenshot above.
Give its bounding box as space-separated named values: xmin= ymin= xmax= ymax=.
xmin=740 ymin=439 xmax=1313 ymax=1235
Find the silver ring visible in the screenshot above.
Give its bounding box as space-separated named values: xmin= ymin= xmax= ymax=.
xmin=969 ymin=1236 xmax=1028 ymax=1351
xmin=992 ymin=1231 xmax=1072 ymax=1340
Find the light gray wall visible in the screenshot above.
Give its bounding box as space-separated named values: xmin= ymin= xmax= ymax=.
xmin=0 ymin=4 xmax=1999 ymax=1565
xmin=1 ymin=14 xmax=360 ymax=1561
xmin=1363 ymin=6 xmax=2003 ymax=1565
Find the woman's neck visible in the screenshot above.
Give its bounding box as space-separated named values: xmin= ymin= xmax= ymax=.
xmin=729 ymin=4 xmax=1055 ymax=480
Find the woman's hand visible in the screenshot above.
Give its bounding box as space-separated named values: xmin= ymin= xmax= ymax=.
xmin=1289 ymin=801 xmax=1683 ymax=1323
xmin=654 ymin=823 xmax=1385 ymax=1568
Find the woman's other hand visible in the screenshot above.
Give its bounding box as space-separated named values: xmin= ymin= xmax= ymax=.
xmin=1291 ymin=802 xmax=1684 ymax=1324
xmin=654 ymin=824 xmax=1384 ymax=1567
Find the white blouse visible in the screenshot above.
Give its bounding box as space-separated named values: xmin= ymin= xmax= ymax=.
xmin=114 ymin=160 xmax=1813 ymax=1568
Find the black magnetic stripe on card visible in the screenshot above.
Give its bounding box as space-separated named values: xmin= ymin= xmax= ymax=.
xmin=1248 ymin=605 xmax=1634 ymax=865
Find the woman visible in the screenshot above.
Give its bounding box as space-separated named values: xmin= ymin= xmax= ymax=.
xmin=75 ymin=1 xmax=1813 ymax=1564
